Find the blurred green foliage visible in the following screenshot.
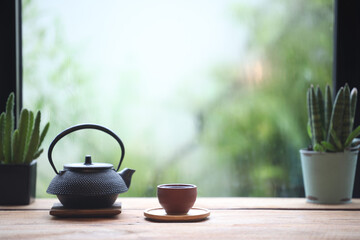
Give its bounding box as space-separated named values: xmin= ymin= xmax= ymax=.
xmin=22 ymin=0 xmax=332 ymax=197
xmin=200 ymin=0 xmax=332 ymax=196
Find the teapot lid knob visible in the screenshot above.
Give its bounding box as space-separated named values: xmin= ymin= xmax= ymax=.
xmin=62 ymin=154 xmax=113 ymax=171
xmin=85 ymin=155 xmax=92 ymax=165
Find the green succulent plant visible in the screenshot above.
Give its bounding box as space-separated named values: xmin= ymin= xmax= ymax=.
xmin=0 ymin=93 xmax=49 ymax=164
xmin=307 ymin=84 xmax=360 ymax=152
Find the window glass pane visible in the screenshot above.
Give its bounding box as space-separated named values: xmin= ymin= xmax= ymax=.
xmin=23 ymin=0 xmax=333 ymax=197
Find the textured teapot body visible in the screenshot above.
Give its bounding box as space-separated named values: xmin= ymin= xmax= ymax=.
xmin=46 ymin=124 xmax=135 ymax=209
xmin=47 ymin=167 xmax=130 ymax=196
xmin=47 ymin=166 xmax=135 ymax=208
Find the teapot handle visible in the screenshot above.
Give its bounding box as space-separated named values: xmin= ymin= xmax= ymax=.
xmin=48 ymin=123 xmax=125 ymax=174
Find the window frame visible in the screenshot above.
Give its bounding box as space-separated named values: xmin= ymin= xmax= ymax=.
xmin=1 ymin=0 xmax=360 ymax=196
xmin=0 ymin=0 xmax=22 ymax=125
xmin=334 ymin=0 xmax=360 ymax=197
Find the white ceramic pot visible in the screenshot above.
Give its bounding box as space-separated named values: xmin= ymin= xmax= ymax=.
xmin=299 ymin=149 xmax=358 ymax=204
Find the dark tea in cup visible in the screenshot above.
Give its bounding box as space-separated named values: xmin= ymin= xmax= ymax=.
xmin=157 ymin=184 xmax=197 ymax=215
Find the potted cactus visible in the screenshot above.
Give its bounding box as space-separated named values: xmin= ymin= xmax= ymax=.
xmin=300 ymin=84 xmax=360 ymax=204
xmin=0 ymin=93 xmax=49 ymax=205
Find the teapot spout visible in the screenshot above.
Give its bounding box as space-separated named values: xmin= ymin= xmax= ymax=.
xmin=119 ymin=168 xmax=135 ymax=189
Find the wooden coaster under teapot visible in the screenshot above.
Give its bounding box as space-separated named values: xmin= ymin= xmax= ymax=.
xmin=50 ymin=202 xmax=122 ymax=218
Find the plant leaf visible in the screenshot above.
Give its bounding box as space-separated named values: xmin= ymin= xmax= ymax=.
xmin=25 ymin=111 xmax=34 ymax=158
xmin=345 ymin=125 xmax=360 ymax=148
xmin=324 ymin=84 xmax=332 ymax=138
xmin=327 ymin=87 xmax=345 ymax=147
xmin=24 ymin=111 xmax=40 ymax=164
xmin=32 ymin=148 xmax=43 ymax=160
xmin=307 ymin=88 xmax=314 ymax=144
xmin=341 ymin=84 xmax=351 ymax=144
xmin=321 ymin=141 xmax=337 ymax=152
xmin=330 ymin=129 xmax=343 ymax=151
xmin=314 ymin=143 xmax=325 ymax=152
xmin=18 ymin=109 xmax=29 ymax=163
xmin=39 ymin=122 xmax=49 ymax=148
xmin=12 ymin=130 xmax=20 ymax=163
xmin=310 ymin=86 xmax=323 ymax=145
xmin=350 ymin=88 xmax=358 ymax=131
xmin=307 ymin=120 xmax=312 ymax=140
xmin=316 ymin=85 xmax=325 ymax=135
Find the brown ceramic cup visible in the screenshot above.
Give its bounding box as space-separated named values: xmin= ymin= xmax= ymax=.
xmin=157 ymin=184 xmax=197 ymax=215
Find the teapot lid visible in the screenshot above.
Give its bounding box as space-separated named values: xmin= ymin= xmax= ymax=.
xmin=64 ymin=155 xmax=113 ymax=171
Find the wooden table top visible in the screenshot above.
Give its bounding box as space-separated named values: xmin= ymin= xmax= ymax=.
xmin=1 ymin=197 xmax=360 ymax=239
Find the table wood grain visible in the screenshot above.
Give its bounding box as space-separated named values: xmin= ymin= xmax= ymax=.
xmin=1 ymin=198 xmax=360 ymax=239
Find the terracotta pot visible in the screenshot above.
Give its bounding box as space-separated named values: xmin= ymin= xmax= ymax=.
xmin=0 ymin=160 xmax=37 ymax=205
xmin=300 ymin=149 xmax=358 ymax=204
xmin=157 ymin=184 xmax=197 ymax=215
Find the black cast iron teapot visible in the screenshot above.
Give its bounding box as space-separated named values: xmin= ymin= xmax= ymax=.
xmin=46 ymin=124 xmax=135 ymax=208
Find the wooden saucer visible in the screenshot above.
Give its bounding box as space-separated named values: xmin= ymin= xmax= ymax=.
xmin=144 ymin=207 xmax=210 ymax=222
xmin=50 ymin=202 xmax=122 ymax=218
